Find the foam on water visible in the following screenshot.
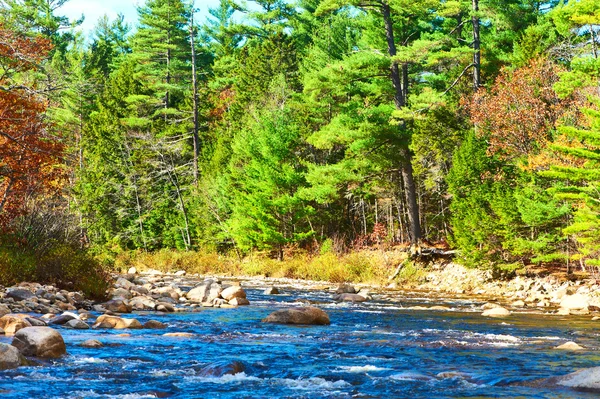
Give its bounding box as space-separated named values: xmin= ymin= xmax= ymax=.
xmin=337 ymin=365 xmax=389 ymax=373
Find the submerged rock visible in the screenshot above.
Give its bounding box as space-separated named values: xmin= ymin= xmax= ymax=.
xmin=0 ymin=343 xmax=27 ymax=370
xmin=11 ymin=327 xmax=66 ymax=358
xmin=197 ymin=361 xmax=245 ymax=377
xmin=262 ymin=306 xmax=330 ymax=325
xmin=143 ymin=320 xmax=167 ymax=329
xmin=80 ymin=339 xmax=103 ymax=348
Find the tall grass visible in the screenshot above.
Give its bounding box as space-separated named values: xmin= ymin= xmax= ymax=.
xmin=116 ymin=248 xmax=410 ymax=286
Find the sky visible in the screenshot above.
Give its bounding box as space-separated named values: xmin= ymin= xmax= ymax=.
xmin=60 ymin=0 xmax=222 ymax=36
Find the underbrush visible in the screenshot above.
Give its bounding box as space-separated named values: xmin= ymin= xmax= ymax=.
xmin=0 ymin=239 xmax=110 ymax=300
xmin=115 ymin=248 xmax=410 ymax=285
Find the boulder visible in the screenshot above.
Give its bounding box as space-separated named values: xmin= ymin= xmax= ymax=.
xmin=186 ymin=281 xmax=223 ymax=303
xmin=127 ymin=267 xmax=137 ymax=274
xmin=262 ymin=306 xmax=330 ymax=325
xmin=156 ymin=302 xmax=175 ymax=312
xmin=0 ymin=304 xmax=10 ymax=317
xmin=560 ymin=294 xmax=589 ymax=311
xmin=65 ymin=319 xmax=89 ymax=329
xmin=555 ymin=341 xmax=584 ymax=350
xmin=552 ymin=366 xmax=600 ymax=391
xmin=263 ymin=287 xmax=280 ymax=295
xmin=111 ymin=288 xmax=132 ymax=300
xmin=93 ymin=315 xmax=142 ymax=330
xmin=0 ymin=343 xmax=27 ymax=370
xmin=197 ymin=361 xmax=245 ymax=377
xmin=115 ymin=277 xmax=134 ymax=290
xmin=221 ymin=286 xmax=247 ymax=301
xmin=48 ymin=313 xmax=77 ymax=325
xmin=129 ymin=296 xmax=156 ymax=311
xmin=11 ymin=327 xmax=66 ymax=358
xmin=335 ymin=284 xmax=356 ymax=294
xmin=335 ymin=293 xmax=367 ymax=303
xmin=229 ymin=297 xmax=250 ymax=306
xmin=5 ymin=289 xmax=35 ymax=302
xmin=481 ymin=307 xmax=511 ymax=317
xmin=102 ymin=299 xmax=132 ymax=313
xmin=80 ymin=339 xmax=103 ymax=348
xmin=0 ymin=315 xmax=32 ymax=335
xmin=143 ymin=320 xmax=167 ymax=329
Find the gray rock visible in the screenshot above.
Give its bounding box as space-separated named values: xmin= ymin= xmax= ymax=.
xmin=5 ymin=289 xmax=34 ymax=302
xmin=335 ymin=293 xmax=367 ymax=303
xmin=65 ymin=319 xmax=89 ymax=329
xmin=262 ymin=306 xmax=330 ymax=325
xmin=0 ymin=343 xmax=27 ymax=370
xmin=102 ymin=299 xmax=132 ymax=313
xmin=11 ymin=327 xmax=66 ymax=358
xmin=48 ymin=314 xmax=77 ymax=325
xmin=186 ymin=281 xmax=222 ymax=303
xmin=335 ymin=284 xmax=356 ymax=294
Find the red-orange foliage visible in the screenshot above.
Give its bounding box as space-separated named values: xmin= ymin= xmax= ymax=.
xmin=0 ymin=27 xmax=63 ymax=227
xmin=467 ymin=59 xmax=567 ymax=160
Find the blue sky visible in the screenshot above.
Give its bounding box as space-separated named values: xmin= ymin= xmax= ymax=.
xmin=60 ymin=0 xmax=221 ymax=36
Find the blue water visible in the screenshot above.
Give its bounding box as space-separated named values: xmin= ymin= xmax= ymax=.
xmin=0 ymin=286 xmax=599 ymax=398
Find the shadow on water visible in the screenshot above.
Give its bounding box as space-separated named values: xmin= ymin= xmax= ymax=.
xmin=0 ymin=286 xmax=599 ymax=398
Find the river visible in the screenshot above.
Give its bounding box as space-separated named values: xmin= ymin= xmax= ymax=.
xmin=0 ymin=284 xmax=598 ymax=398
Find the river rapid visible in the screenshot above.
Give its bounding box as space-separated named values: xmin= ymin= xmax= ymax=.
xmin=1 ymin=283 xmax=598 ymax=398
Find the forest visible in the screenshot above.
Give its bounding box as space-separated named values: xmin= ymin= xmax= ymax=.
xmin=0 ymin=0 xmax=599 ymax=291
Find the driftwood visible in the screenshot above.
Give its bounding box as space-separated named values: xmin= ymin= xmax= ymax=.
xmin=388 ymin=246 xmax=457 ymax=281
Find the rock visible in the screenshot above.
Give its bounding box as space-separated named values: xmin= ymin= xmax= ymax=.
xmin=80 ymin=339 xmax=103 ymax=348
xmin=156 ymin=302 xmax=175 ymax=312
xmin=262 ymin=306 xmax=330 ymax=325
xmin=553 ymin=366 xmax=600 ymax=391
xmin=11 ymin=327 xmax=66 ymax=358
xmin=481 ymin=302 xmax=503 ymax=310
xmin=65 ymin=319 xmax=89 ymax=329
xmin=335 ymin=284 xmax=356 ymax=294
xmin=127 ymin=267 xmax=137 ymax=274
xmin=0 ymin=343 xmax=27 ymax=370
xmin=93 ymin=315 xmax=142 ymax=330
xmin=111 ymin=288 xmax=132 ymax=300
xmin=163 ymin=332 xmax=193 ymax=337
xmin=143 ymin=320 xmax=167 ymax=329
xmin=481 ymin=307 xmax=511 ymax=317
xmin=512 ymin=300 xmax=525 ymax=308
xmin=197 ymin=361 xmax=245 ymax=377
xmin=221 ymin=286 xmax=246 ymax=301
xmin=23 ymin=316 xmax=46 ymax=327
xmin=186 ymin=281 xmax=222 ymax=303
xmin=212 ymin=298 xmax=227 ymax=307
xmin=48 ymin=314 xmax=77 ymax=325
xmin=429 ymin=306 xmax=451 ymax=311
xmin=557 ymin=307 xmax=571 ymax=316
xmin=560 ymin=294 xmax=589 ymax=311
xmin=5 ymin=289 xmax=34 ymax=302
xmin=102 ymin=299 xmax=132 ymax=313
xmin=174 ymin=270 xmax=186 ymax=276
xmin=229 ymin=297 xmax=250 ymax=306
xmin=0 ymin=304 xmax=11 ymax=317
xmin=115 ymin=277 xmax=134 ymax=289
xmin=555 ymin=341 xmax=584 ymax=350
xmin=263 ymin=287 xmax=280 ymax=295
xmin=0 ymin=315 xmax=32 ymax=335
xmin=129 ymin=296 xmax=156 ymax=311
xmin=335 ymin=293 xmax=367 ymax=303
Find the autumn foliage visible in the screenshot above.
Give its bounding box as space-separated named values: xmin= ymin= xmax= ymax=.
xmin=0 ymin=26 xmax=62 ymax=227
xmin=468 ymin=59 xmax=566 ymax=160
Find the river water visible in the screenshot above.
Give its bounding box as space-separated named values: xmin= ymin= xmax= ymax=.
xmin=0 ymin=284 xmax=598 ymax=398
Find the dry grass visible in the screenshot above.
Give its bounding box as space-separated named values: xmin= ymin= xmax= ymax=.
xmin=114 ymin=248 xmax=411 ymax=285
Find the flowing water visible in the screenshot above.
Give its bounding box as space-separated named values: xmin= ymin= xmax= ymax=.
xmin=1 ymin=284 xmax=599 ymax=398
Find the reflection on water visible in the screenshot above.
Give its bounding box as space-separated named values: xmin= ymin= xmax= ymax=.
xmin=0 ymin=286 xmax=598 ymax=398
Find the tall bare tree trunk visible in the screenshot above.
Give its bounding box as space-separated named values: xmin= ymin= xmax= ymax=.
xmin=382 ymin=2 xmax=422 ymax=245
xmin=472 ymin=0 xmax=481 ymax=91
xmin=189 ymin=12 xmax=200 ymax=185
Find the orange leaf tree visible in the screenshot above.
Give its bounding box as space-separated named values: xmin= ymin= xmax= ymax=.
xmin=0 ymin=26 xmax=62 ymax=227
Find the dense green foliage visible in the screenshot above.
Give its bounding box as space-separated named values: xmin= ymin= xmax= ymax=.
xmin=1 ymin=0 xmax=600 ymax=276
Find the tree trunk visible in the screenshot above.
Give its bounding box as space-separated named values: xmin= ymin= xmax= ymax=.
xmin=472 ymin=0 xmax=481 ymax=91
xmin=381 ymin=2 xmax=422 ymax=244
xmin=189 ymin=13 xmax=200 ymax=185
